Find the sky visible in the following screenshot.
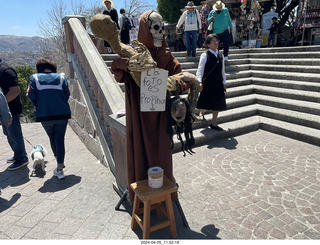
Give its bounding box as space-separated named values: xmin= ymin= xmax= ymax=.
xmin=0 ymin=0 xmax=157 ymax=37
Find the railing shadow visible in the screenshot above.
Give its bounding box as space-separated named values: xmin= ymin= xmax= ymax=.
xmin=0 ymin=193 xmax=21 ymax=213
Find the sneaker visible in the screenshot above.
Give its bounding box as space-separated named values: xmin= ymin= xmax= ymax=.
xmin=7 ymin=159 xmax=29 ymax=171
xmin=54 ymin=168 xmax=65 ymax=179
xmin=7 ymin=157 xmax=15 ymax=163
xmin=224 ymin=56 xmax=228 ymax=61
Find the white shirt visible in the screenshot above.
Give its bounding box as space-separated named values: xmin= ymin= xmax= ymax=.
xmin=176 ymin=10 xmax=202 ymax=31
xmin=196 ymin=49 xmax=226 ymax=84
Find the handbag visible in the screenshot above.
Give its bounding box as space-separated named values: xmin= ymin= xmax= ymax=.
xmin=208 ymin=22 xmax=213 ymax=31
xmin=202 ymin=52 xmax=220 ymax=83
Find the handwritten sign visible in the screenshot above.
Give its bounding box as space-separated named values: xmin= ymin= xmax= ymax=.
xmin=140 ymin=68 xmax=168 ymax=112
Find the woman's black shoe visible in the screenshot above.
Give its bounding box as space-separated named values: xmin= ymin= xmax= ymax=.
xmin=209 ymin=124 xmax=223 ymax=131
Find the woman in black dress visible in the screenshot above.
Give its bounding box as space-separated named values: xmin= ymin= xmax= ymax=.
xmin=196 ymin=34 xmax=227 ymax=130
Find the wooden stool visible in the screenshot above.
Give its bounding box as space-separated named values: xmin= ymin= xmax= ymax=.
xmin=130 ymin=176 xmax=178 ymax=239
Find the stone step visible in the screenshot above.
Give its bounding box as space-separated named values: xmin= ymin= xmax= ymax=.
xmin=255 ymin=94 xmax=320 ymax=116
xmin=173 ymin=45 xmax=320 ymax=56
xmin=249 ymin=58 xmax=320 ymax=66
xmin=243 ymin=45 xmax=320 ymax=53
xmin=192 ymin=104 xmax=257 ymax=129
xmin=252 ymin=77 xmax=320 ymax=92
xmin=243 ymin=51 xmax=320 ymax=59
xmin=173 ymin=109 xmax=320 ymax=152
xmin=101 ymin=47 xmax=320 ymax=61
xmin=173 ymin=115 xmax=261 ymax=152
xmin=257 ymin=104 xmax=320 ymax=131
xmin=182 ymin=63 xmax=320 ymax=76
xmin=260 ymin=117 xmax=320 ymax=146
xmin=250 ymin=64 xmax=320 ymax=74
xmin=193 ymin=101 xmax=320 ymax=132
xmin=251 ymin=70 xmax=320 ymax=83
xmin=226 ymin=83 xmax=320 ymax=103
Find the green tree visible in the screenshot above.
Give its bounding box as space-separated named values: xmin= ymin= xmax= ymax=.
xmin=157 ymin=0 xmax=202 ymax=24
xmin=15 ymin=65 xmax=36 ymax=122
xmin=274 ymin=0 xmax=299 ymax=30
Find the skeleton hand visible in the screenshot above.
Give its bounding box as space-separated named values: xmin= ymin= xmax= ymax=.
xmin=167 ymin=72 xmax=200 ymax=113
xmin=127 ymin=40 xmax=157 ymax=72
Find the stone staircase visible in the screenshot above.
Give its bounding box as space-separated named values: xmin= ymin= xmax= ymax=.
xmin=102 ymin=45 xmax=320 ymax=151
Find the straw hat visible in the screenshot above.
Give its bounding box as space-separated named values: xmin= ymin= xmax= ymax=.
xmin=213 ymin=1 xmax=225 ymax=11
xmin=102 ymin=0 xmax=114 ymax=8
xmin=185 ymin=1 xmax=195 ymax=9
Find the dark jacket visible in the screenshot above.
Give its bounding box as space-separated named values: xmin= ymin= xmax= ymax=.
xmin=27 ymin=72 xmax=71 ymax=122
xmin=103 ymin=8 xmax=120 ymax=29
xmin=0 ymin=65 xmax=22 ymax=115
xmin=269 ymin=22 xmax=278 ymax=34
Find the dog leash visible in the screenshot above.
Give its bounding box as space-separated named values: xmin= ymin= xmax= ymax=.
xmin=23 ymin=136 xmax=34 ymax=148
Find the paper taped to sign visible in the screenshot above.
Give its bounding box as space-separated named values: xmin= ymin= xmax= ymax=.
xmin=140 ymin=68 xmax=168 ymax=112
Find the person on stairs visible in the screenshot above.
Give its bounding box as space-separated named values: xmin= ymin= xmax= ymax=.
xmin=196 ymin=34 xmax=227 ymax=131
xmin=102 ymin=0 xmax=119 ymax=53
xmin=176 ymin=1 xmax=202 ymax=57
xmin=207 ymin=1 xmax=232 ymax=61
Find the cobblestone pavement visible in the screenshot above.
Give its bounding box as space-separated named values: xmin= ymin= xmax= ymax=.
xmin=0 ymin=123 xmax=320 ymax=240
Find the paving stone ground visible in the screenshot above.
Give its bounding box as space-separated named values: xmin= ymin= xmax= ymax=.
xmin=0 ymin=123 xmax=320 ymax=240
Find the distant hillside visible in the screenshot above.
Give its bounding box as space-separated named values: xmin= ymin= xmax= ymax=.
xmin=0 ymin=35 xmax=58 ymax=67
xmin=0 ymin=35 xmax=49 ymax=52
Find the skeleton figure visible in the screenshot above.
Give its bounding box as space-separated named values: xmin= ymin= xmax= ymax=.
xmin=148 ymin=12 xmax=165 ymax=47
xmin=166 ymin=96 xmax=195 ymax=156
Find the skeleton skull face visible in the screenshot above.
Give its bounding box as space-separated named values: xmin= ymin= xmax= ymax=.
xmin=171 ymin=101 xmax=187 ymax=124
xmin=148 ymin=12 xmax=165 ymax=47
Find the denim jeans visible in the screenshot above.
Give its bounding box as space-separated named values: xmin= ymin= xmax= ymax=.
xmin=41 ymin=119 xmax=68 ymax=168
xmin=268 ymin=33 xmax=276 ymax=47
xmin=185 ymin=30 xmax=198 ymax=56
xmin=0 ymin=114 xmax=27 ymax=161
xmin=217 ymin=29 xmax=230 ymax=57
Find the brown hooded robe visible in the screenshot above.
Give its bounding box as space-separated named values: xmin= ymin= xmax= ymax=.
xmin=111 ymin=10 xmax=181 ymax=202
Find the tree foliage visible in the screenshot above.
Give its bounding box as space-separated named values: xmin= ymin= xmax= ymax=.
xmin=38 ymin=0 xmax=103 ymax=71
xmin=274 ymin=0 xmax=299 ymax=31
xmin=157 ymin=0 xmax=202 ymax=24
xmin=15 ymin=65 xmax=36 ymax=121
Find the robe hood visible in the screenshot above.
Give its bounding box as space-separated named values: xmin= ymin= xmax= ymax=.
xmin=138 ymin=10 xmax=169 ymax=53
xmin=137 ymin=10 xmax=181 ymax=76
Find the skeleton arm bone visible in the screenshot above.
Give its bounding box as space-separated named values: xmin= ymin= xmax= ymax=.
xmin=90 ymin=14 xmax=157 ymax=86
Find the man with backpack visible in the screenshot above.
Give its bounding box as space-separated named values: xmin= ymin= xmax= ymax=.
xmin=119 ymin=8 xmax=132 ymax=44
xmin=0 ymin=58 xmax=28 ymax=170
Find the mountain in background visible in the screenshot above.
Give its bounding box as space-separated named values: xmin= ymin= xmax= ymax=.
xmin=0 ymin=35 xmax=56 ymax=67
xmin=0 ymin=35 xmax=49 ymax=52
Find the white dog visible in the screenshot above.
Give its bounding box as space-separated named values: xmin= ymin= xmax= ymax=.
xmin=30 ymin=145 xmax=47 ymax=176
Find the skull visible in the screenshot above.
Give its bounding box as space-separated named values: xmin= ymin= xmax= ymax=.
xmin=148 ymin=12 xmax=165 ymax=47
xmin=171 ymin=100 xmax=187 ymax=124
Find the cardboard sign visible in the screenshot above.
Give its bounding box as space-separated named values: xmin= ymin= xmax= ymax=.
xmin=140 ymin=68 xmax=168 ymax=112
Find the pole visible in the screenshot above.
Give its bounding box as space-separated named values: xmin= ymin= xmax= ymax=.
xmin=301 ymin=0 xmax=307 ymax=46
